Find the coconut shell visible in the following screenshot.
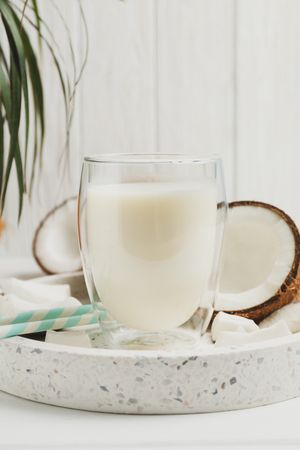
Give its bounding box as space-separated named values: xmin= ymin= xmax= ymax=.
xmin=32 ymin=196 xmax=80 ymax=275
xmin=216 ymin=201 xmax=300 ymax=323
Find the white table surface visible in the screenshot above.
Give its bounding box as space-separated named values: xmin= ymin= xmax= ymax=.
xmin=1 ymin=258 xmax=300 ymax=450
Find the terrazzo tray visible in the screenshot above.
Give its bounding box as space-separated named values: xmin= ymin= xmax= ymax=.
xmin=1 ymin=273 xmax=300 ymax=414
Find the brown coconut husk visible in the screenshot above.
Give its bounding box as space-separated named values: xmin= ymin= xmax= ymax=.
xmin=216 ymin=201 xmax=300 ymax=323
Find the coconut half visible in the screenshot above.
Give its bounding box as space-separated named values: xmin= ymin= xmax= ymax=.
xmin=33 ymin=197 xmax=82 ymax=274
xmin=215 ymin=201 xmax=300 ymax=322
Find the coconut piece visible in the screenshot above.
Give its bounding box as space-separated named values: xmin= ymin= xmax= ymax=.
xmin=1 ymin=278 xmax=71 ymax=304
xmin=215 ymin=320 xmax=291 ymax=347
xmin=260 ymin=302 xmax=300 ymax=333
xmin=33 ymin=197 xmax=82 ymax=274
xmin=211 ymin=311 xmax=258 ymax=342
xmin=216 ymin=201 xmax=300 ymax=322
xmin=45 ymin=330 xmax=92 ymax=348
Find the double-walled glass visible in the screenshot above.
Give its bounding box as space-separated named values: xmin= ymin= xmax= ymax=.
xmin=78 ymin=154 xmax=227 ymax=349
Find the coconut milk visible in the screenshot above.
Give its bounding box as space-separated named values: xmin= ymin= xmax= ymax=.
xmin=87 ymin=182 xmax=217 ymax=331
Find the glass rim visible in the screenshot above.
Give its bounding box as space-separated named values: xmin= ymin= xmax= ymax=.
xmin=83 ymin=153 xmax=221 ymax=165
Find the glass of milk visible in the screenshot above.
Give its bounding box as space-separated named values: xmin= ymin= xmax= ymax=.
xmin=78 ymin=154 xmax=226 ymax=349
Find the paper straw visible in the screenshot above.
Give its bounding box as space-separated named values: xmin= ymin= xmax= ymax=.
xmin=0 ymin=304 xmax=99 ymax=326
xmin=0 ymin=312 xmax=98 ymax=339
xmin=0 ymin=304 xmax=108 ymax=327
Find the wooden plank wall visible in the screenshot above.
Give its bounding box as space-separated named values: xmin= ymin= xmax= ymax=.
xmin=236 ymin=0 xmax=300 ymax=224
xmin=1 ymin=0 xmax=300 ymax=256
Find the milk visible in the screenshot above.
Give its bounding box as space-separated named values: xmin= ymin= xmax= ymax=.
xmin=87 ymin=182 xmax=217 ymax=331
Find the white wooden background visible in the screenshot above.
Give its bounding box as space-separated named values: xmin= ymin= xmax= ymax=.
xmin=1 ymin=0 xmax=300 ymax=256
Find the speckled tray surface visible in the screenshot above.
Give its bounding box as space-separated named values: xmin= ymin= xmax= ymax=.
xmin=1 ymin=273 xmax=300 ymax=414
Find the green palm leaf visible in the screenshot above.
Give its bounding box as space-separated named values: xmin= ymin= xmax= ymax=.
xmin=0 ymin=1 xmax=29 ymax=199
xmin=0 ymin=0 xmax=87 ymax=220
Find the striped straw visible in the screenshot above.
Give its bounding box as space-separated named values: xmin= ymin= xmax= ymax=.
xmin=0 ymin=304 xmax=96 ymax=326
xmin=0 ymin=312 xmax=98 ymax=339
xmin=0 ymin=304 xmax=108 ymax=339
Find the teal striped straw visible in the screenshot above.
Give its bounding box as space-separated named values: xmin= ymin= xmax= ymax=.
xmin=0 ymin=304 xmax=107 ymax=339
xmin=0 ymin=304 xmax=93 ymax=325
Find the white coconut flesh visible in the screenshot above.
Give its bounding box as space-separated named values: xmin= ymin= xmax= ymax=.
xmin=33 ymin=198 xmax=82 ymax=274
xmin=216 ymin=203 xmax=297 ymax=312
xmin=214 ymin=321 xmax=291 ymax=347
